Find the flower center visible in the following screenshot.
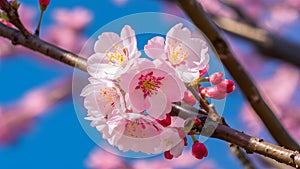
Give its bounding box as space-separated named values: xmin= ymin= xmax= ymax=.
xmin=168 ymin=40 xmax=188 ymax=66
xmin=124 ymin=118 xmax=161 ymax=138
xmin=135 ymin=71 xmax=164 ymax=98
xmin=98 ymin=88 xmax=117 ymax=108
xmin=105 ymin=43 xmax=128 ymax=66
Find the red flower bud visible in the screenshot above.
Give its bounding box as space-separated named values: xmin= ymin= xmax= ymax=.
xmin=39 ymin=0 xmax=50 ymax=6
xmin=200 ymin=86 xmax=227 ymax=100
xmin=39 ymin=0 xmax=50 ymax=11
xmin=193 ymin=117 xmax=202 ymax=127
xmin=156 ymin=113 xmax=171 ymax=127
xmin=192 ymin=141 xmax=208 ymax=159
xmin=209 ymin=72 xmax=223 ymax=85
xmin=217 ymin=79 xmax=235 ymax=93
xmin=164 ymin=150 xmax=174 ymax=160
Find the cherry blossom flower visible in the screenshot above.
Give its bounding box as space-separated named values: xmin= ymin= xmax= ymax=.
xmin=120 ymin=59 xmax=185 ymax=119
xmin=87 ymin=25 xmax=140 ymax=80
xmin=144 ymin=23 xmax=209 ymax=82
xmin=80 ymin=78 xmax=126 ymax=118
xmin=86 ymin=112 xmax=184 ymax=154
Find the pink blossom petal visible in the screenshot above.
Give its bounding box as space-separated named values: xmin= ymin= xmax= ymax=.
xmin=121 ymin=25 xmax=138 ymax=56
xmin=129 ymin=90 xmax=151 ymax=112
xmin=183 ymin=90 xmax=197 ymax=106
xmin=144 ymin=36 xmax=166 ymax=59
xmin=161 ymin=75 xmax=184 ymax=102
xmin=94 ymin=32 xmax=122 ymax=53
xmin=170 ymin=139 xmax=185 ymax=158
xmin=147 ymin=90 xmax=167 ymax=119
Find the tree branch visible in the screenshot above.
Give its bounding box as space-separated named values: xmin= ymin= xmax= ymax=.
xmin=0 ymin=17 xmax=300 ymax=168
xmin=176 ymin=0 xmax=300 ymax=151
xmin=0 ymin=23 xmax=87 ymax=71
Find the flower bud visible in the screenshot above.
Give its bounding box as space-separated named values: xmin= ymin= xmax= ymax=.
xmin=217 ymin=79 xmax=235 ymax=93
xmin=192 ymin=141 xmax=208 ymax=159
xmin=39 ymin=0 xmax=50 ymax=11
xmin=200 ymin=87 xmax=227 ymax=100
xmin=192 ymin=117 xmax=202 ymax=127
xmin=164 ymin=150 xmax=173 ymax=160
xmin=209 ymin=72 xmax=223 ymax=85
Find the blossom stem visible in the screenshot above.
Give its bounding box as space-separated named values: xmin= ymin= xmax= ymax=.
xmin=176 ymin=0 xmax=300 ymax=151
xmin=186 ymin=85 xmax=209 ymax=113
xmin=190 ymin=135 xmax=197 ymax=142
xmin=35 ymin=10 xmax=44 ymax=36
xmin=1 ymin=16 xmax=300 ymax=168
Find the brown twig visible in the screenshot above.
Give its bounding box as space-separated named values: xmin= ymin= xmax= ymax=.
xmin=176 ymin=0 xmax=300 ymax=151
xmin=0 ymin=16 xmax=300 ymax=168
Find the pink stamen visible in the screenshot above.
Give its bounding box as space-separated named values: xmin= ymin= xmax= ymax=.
xmin=135 ymin=71 xmax=164 ymax=98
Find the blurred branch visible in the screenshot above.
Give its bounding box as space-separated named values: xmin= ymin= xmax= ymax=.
xmin=229 ymin=144 xmax=257 ymax=169
xmin=176 ymin=0 xmax=300 ymax=151
xmin=219 ymin=0 xmax=257 ymax=27
xmin=0 ymin=21 xmax=300 ymax=168
xmin=213 ymin=16 xmax=300 ymax=67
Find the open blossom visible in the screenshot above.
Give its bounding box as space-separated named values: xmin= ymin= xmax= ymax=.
xmin=120 ymin=59 xmax=185 ymax=119
xmin=87 ymin=25 xmax=140 ymax=80
xmin=80 ymin=78 xmax=125 ymax=118
xmin=86 ymin=112 xmax=184 ymax=154
xmin=144 ymin=23 xmax=209 ymax=82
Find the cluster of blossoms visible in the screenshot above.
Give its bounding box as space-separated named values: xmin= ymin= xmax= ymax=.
xmin=81 ymin=23 xmax=234 ymax=160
